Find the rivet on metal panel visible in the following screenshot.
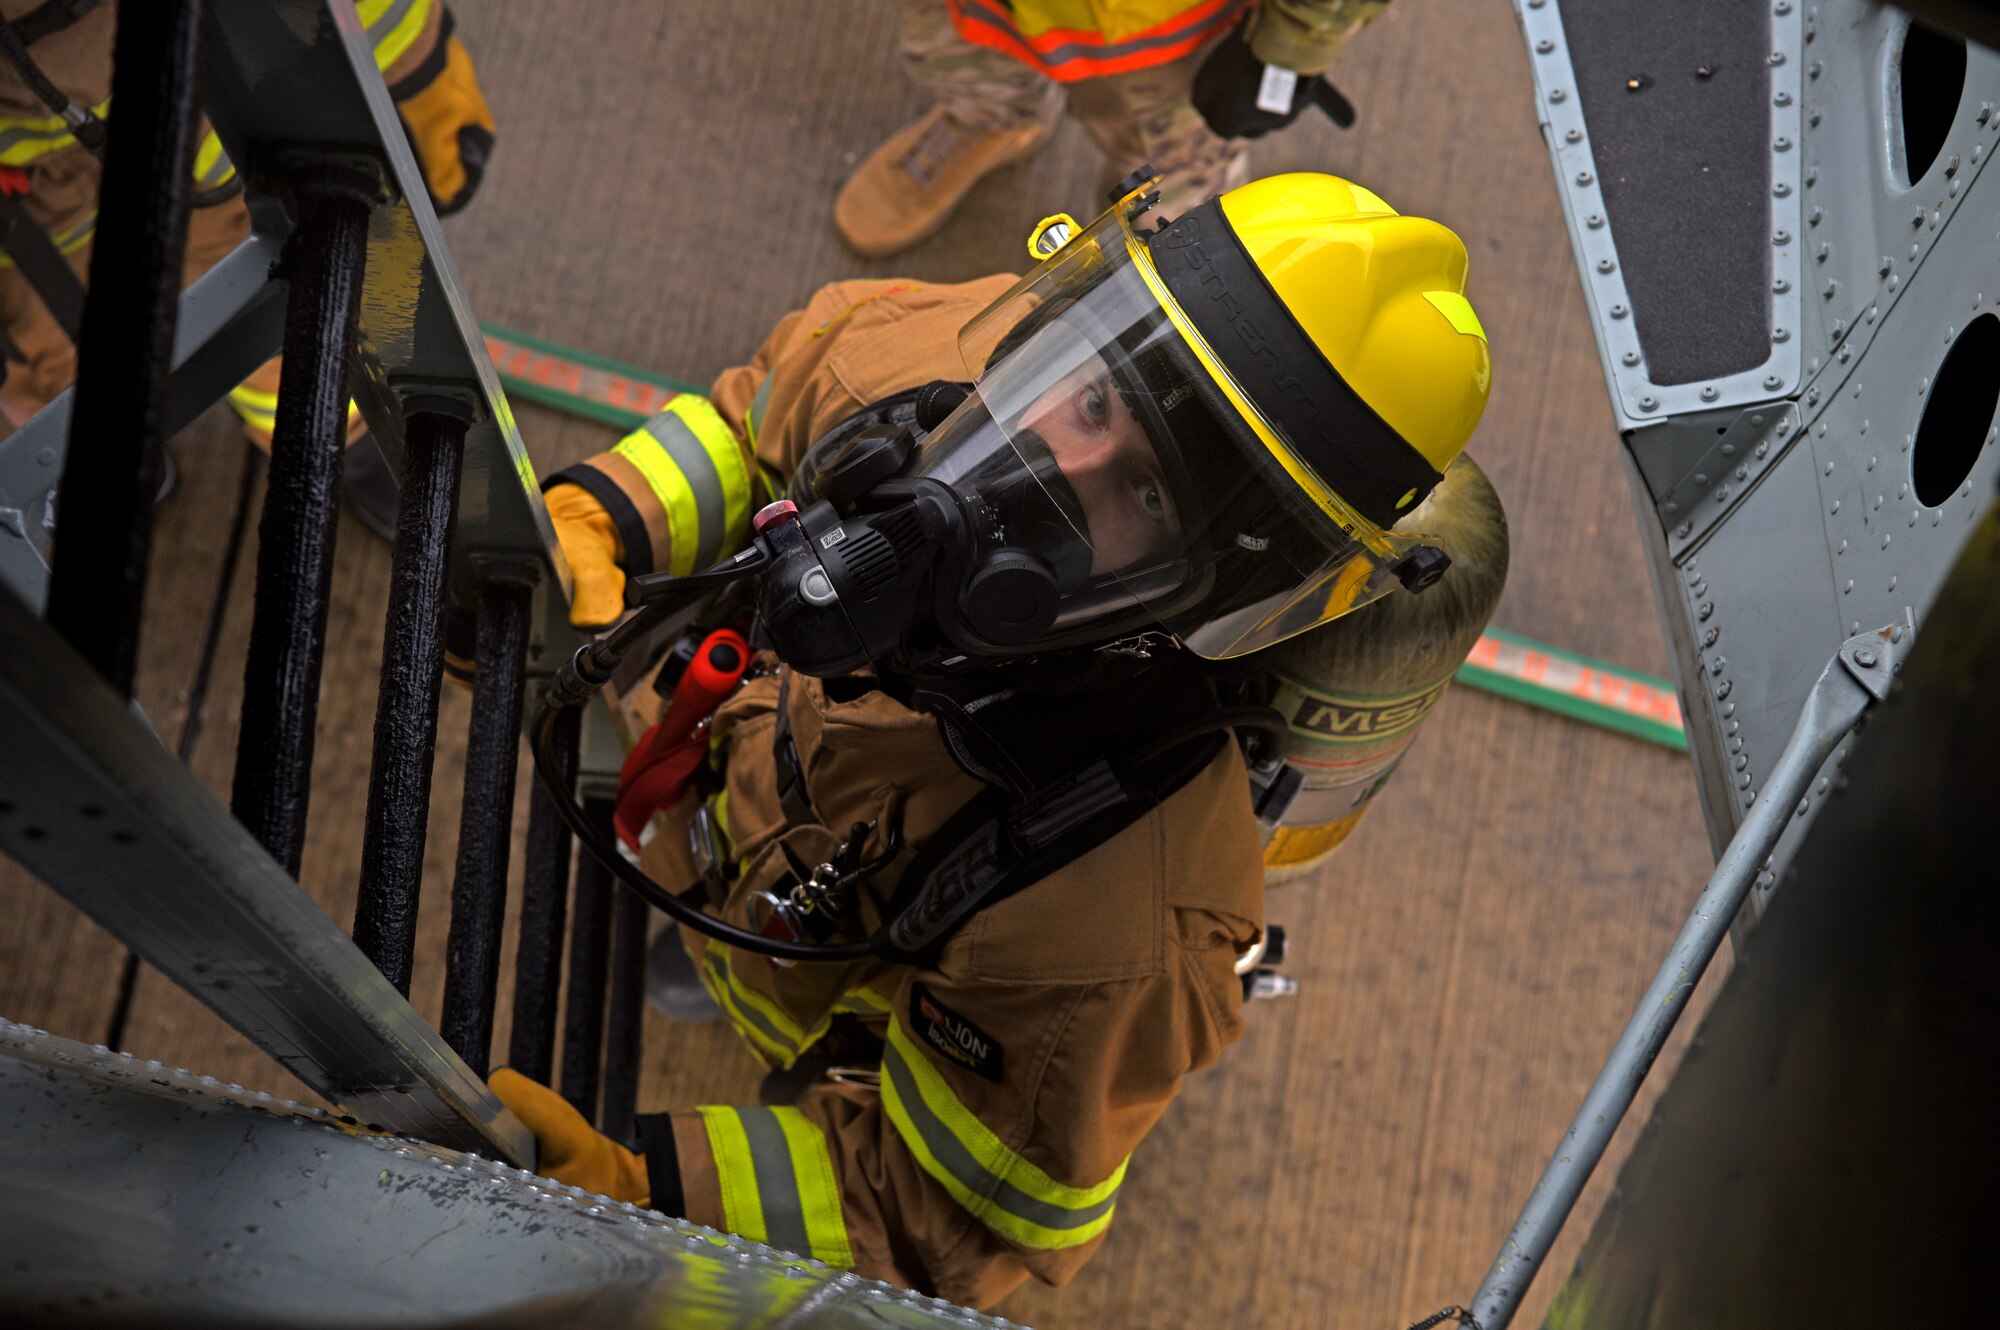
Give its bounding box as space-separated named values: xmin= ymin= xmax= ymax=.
xmin=1717 ymin=679 xmax=1734 ymax=700
xmin=1737 ymin=771 xmax=1752 ymax=789
xmin=1613 ymin=305 xmax=1630 ymax=319
xmin=1888 ymin=274 xmax=1901 ymax=292
xmin=1773 ymin=229 xmax=1792 ymax=245
xmin=1774 ymin=183 xmax=1791 ymax=198
xmin=1684 ymin=567 xmax=1701 ymax=585
xmin=1764 ymin=374 xmax=1783 ymax=389
xmin=1721 ymin=443 xmax=1736 ymax=456
xmin=1715 ymin=486 xmax=1730 ymax=503
xmin=1696 ymin=472 xmax=1710 ymax=485
xmin=1896 ymin=481 xmax=1906 ymax=498
xmin=1774 ymin=136 xmax=1792 ymax=150
xmin=1663 ymin=500 xmax=1679 ymax=514
xmin=1775 ymin=0 xmax=1791 ymax=13
xmin=1805 ymin=169 xmax=1817 ymax=187
xmin=1867 ymin=453 xmax=1877 ymax=468
xmin=1807 ymin=205 xmax=1821 ymax=225
xmin=1889 ymin=575 xmax=1899 ymax=590
xmin=1772 ymin=87 xmax=1787 ymax=103
xmin=1701 ymin=386 xmax=1720 ymax=401
xmin=1843 ymin=579 xmax=1853 ymax=593
xmin=1808 ymin=60 xmax=1821 ymax=79
xmin=1550 ymin=89 xmax=1567 ymax=103
xmin=1796 ymin=799 xmax=1809 ymax=817
xmin=1816 ymin=242 xmax=1831 ymax=263
xmin=1774 ymin=277 xmax=1791 ymax=293
xmin=1622 ymin=351 xmax=1641 ymax=366
xmin=1950 ymin=180 xmax=1962 ymax=199
xmin=1702 ymin=626 xmax=1719 ymax=647
xmin=1918 ymin=377 xmax=1929 ymax=395
xmin=1679 ymin=522 xmax=1694 ymax=538
xmin=1586 ymin=214 xmax=1605 ymax=229
xmin=1837 ymin=538 xmax=1847 ymax=553
xmin=1723 ymin=701 xmax=1737 ymax=718
xmin=1536 ymin=38 xmax=1555 ymax=53
xmin=1576 ymin=171 xmax=1594 ymax=186
xmin=1809 ymin=389 xmax=1821 ymax=406
xmin=1565 ymin=128 xmax=1582 ymax=144
xmin=1736 ymin=466 xmax=1749 ymax=481
xmin=1756 ymin=441 xmax=1769 ymax=458
xmin=1596 ymin=258 xmax=1616 ymax=273
xmin=1823 ymin=281 xmax=1838 ymax=299
xmin=1816 ymin=777 xmax=1830 ymax=794
xmin=1908 ymin=511 xmax=1917 ymax=527
xmin=1771 ymin=327 xmax=1790 ymax=343
xmin=1832 ymin=500 xmax=1841 ymax=515
xmin=1734 ymin=754 xmax=1749 ymax=771
xmin=1808 ymin=111 xmax=1821 ymax=128
xmin=1698 ymin=600 xmax=1714 ymax=621
xmin=1751 ymin=414 xmax=1765 ymax=427
xmin=1979 ymin=102 xmax=1993 ymax=125
xmin=1769 ymin=51 xmax=1786 ymax=66
xmin=1710 ymin=657 xmax=1726 ymax=676
xmin=1881 ymin=533 xmax=1892 ymax=549
xmin=1528 ymin=0 xmax=1545 ymax=8
xmin=1726 ymin=718 xmax=1740 ymax=735
xmin=1831 ymin=319 xmax=1847 ymax=338
xmin=1838 ymin=345 xmax=1852 ymax=361
xmin=1638 ymin=394 xmax=1657 ymax=411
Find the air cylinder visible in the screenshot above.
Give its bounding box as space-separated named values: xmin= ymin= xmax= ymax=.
xmin=1258 ymin=455 xmax=1510 ymax=884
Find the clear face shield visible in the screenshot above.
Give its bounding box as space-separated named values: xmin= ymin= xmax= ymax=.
xmin=914 ymin=204 xmax=1435 ymax=659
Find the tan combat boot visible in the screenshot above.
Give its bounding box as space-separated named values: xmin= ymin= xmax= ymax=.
xmin=835 ymin=107 xmax=1052 ymax=259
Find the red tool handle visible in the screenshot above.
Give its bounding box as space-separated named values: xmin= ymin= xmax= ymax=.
xmin=614 ymin=628 xmax=751 ymax=849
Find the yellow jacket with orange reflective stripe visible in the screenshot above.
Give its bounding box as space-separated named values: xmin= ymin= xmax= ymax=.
xmin=558 ymin=279 xmax=1265 ymax=1308
xmin=944 ymin=0 xmax=1390 ymax=82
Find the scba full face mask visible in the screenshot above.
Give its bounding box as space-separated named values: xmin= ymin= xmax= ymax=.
xmin=748 ymin=174 xmax=1492 ymax=677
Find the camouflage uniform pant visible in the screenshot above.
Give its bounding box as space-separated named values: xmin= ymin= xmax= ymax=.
xmin=897 ymin=0 xmax=1251 ymax=219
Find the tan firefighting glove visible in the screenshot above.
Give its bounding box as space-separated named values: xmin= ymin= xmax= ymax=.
xmin=545 ymin=482 xmax=628 ymax=629
xmin=490 ymin=1068 xmax=651 ymax=1205
xmin=392 ymin=23 xmax=496 ymax=216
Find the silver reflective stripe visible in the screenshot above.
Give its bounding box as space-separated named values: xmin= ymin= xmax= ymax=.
xmin=747 ymin=372 xmax=774 ymax=446
xmin=736 ymin=1107 xmax=813 ymax=1257
xmin=882 ymin=1033 xmax=1117 ymax=1233
xmin=0 ymin=118 xmax=79 ymax=160
xmin=644 ymin=411 xmax=728 ymax=571
xmin=364 ymin=0 xmax=419 ymax=45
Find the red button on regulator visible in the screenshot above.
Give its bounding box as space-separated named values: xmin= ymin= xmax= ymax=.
xmin=752 ymin=499 xmax=799 ymax=534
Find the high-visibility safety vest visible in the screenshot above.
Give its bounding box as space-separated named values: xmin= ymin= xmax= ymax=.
xmin=946 ymin=0 xmax=1251 ymax=82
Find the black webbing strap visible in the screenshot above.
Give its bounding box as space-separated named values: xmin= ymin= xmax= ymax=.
xmin=0 ymin=194 xmax=84 ymax=343
xmin=771 ymin=668 xmax=817 ymax=830
xmin=874 ymin=728 xmax=1229 ymax=965
xmin=10 ymin=0 xmax=102 ymax=46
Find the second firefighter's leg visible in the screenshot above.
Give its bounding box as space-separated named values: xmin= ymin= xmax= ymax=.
xmin=833 ymin=0 xmax=1063 ymax=259
xmin=1068 ymin=48 xmax=1250 ymax=223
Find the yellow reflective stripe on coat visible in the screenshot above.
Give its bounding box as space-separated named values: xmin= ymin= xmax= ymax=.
xmin=0 ymin=97 xmax=112 ymax=166
xmin=611 ymin=397 xmax=753 ymax=576
xmin=699 ymin=941 xmax=831 ymax=1068
xmin=227 ymin=384 xmax=279 ymax=432
xmin=881 ymin=1016 xmax=1124 ymax=1250
xmin=356 ymin=0 xmax=434 ymax=72
xmin=0 ymin=214 xmax=93 ymax=271
xmin=698 ymin=1104 xmax=855 ymax=1269
xmin=192 ymin=129 xmax=237 ymax=189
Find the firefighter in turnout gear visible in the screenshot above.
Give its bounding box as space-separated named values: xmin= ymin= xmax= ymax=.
xmin=491 ymin=173 xmax=1494 ymax=1309
xmin=834 ymin=0 xmax=1389 ymax=258
xmin=0 ymin=0 xmax=495 ymax=459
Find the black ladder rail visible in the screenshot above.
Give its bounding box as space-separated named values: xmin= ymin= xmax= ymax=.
xmin=508 ymin=704 xmax=580 ymax=1082
xmin=42 ymin=0 xmax=204 ymax=697
xmin=354 ymin=407 xmax=469 ymax=994
xmin=560 ymin=798 xmax=618 ymax=1122
xmin=439 ymin=568 xmax=536 ymax=1077
xmin=601 ymin=882 xmax=650 ymax=1145
xmin=230 ymin=170 xmax=377 ymax=876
